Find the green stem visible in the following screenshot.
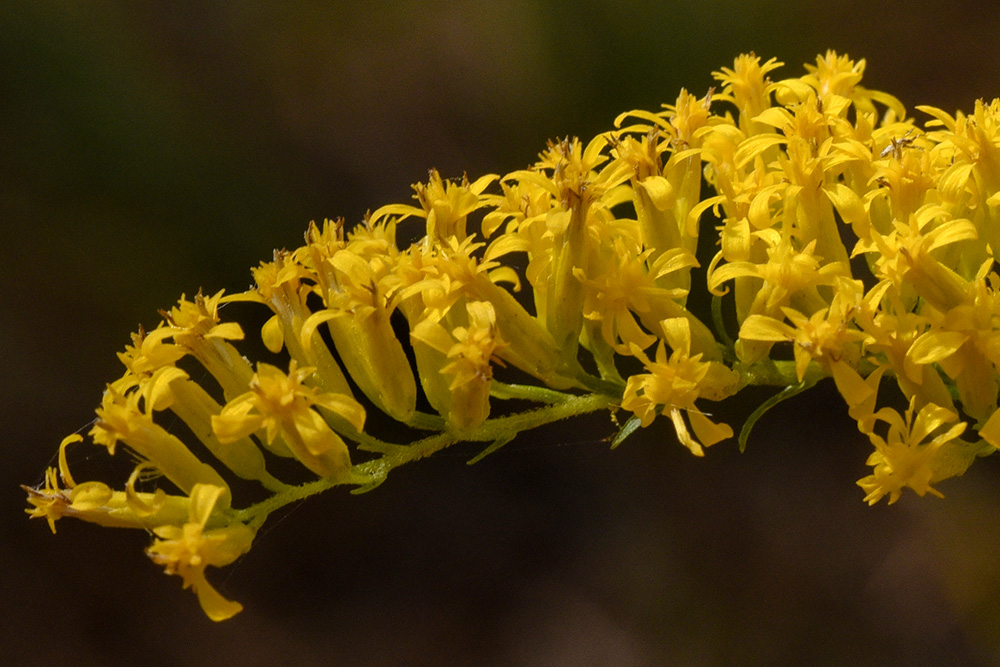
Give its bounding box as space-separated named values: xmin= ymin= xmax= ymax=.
xmin=490 ymin=381 xmax=576 ymax=404
xmin=238 ymin=392 xmax=617 ymax=526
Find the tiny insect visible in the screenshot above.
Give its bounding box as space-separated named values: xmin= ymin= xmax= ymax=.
xmin=880 ymin=129 xmax=916 ymax=160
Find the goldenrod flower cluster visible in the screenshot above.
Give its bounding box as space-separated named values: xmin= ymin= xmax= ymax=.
xmin=25 ymin=52 xmax=1000 ymax=620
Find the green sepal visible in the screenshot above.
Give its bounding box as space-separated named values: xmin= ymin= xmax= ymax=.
xmin=611 ymin=414 xmax=642 ymax=449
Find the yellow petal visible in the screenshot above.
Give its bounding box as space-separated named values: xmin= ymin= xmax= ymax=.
xmin=907 ymin=330 xmax=969 ymax=365
xmin=824 ymin=183 xmax=866 ymax=226
xmin=688 ymin=409 xmax=733 ymax=448
xmin=830 ymin=361 xmax=873 ymax=410
xmin=739 ymin=315 xmax=793 ymax=342
xmin=195 ymin=572 xmax=244 ymax=622
xmin=979 ymin=409 xmax=1000 ymax=450
xmin=261 ymin=315 xmax=284 ymax=354
xmin=669 ymin=408 xmax=703 ymax=457
xmin=639 ymin=176 xmax=674 ymax=211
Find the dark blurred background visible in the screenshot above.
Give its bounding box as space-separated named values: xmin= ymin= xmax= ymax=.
xmin=5 ymin=1 xmax=1000 ymax=665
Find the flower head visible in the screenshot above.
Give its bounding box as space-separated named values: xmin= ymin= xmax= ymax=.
xmin=146 ymin=484 xmax=254 ymax=621
xmin=28 ymin=52 xmax=1000 ymax=624
xmin=212 ymin=360 xmax=363 ymax=478
xmin=621 ymin=319 xmax=738 ymax=456
xmin=857 ymin=399 xmax=967 ymax=505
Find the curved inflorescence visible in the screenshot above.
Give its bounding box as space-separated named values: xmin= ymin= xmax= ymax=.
xmin=25 ymin=52 xmax=1000 ymax=619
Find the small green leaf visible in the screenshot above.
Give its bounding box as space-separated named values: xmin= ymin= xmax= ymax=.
xmin=467 ymin=436 xmax=514 ymax=465
xmin=711 ymin=294 xmax=735 ymax=353
xmin=611 ymin=415 xmax=642 ymax=449
xmin=739 ymin=380 xmax=814 ymax=452
xmin=350 ymin=476 xmax=387 ymax=494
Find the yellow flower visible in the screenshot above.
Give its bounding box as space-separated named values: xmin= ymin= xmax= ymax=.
xmin=91 ymin=382 xmax=233 ymax=508
xmin=920 ymin=98 xmax=1000 ymax=262
xmin=857 ymin=208 xmax=978 ymax=313
xmin=738 ymin=278 xmax=870 ymax=408
xmin=23 ymin=436 xmax=194 ymax=532
xmin=370 ymin=169 xmax=498 ymax=243
xmin=116 ymin=325 xmax=186 ymax=378
xmin=212 ymin=361 xmax=364 ymax=478
xmin=575 ymin=240 xmax=694 ymax=355
xmin=856 ymin=399 xmax=967 ymax=505
xmin=32 ymin=52 xmax=1000 ymax=623
xmin=801 ymin=50 xmax=864 ymax=101
xmin=497 ymin=136 xmax=632 ymax=364
xmin=614 ymin=87 xmax=720 ymax=266
xmin=298 ymin=234 xmax=417 ymax=423
xmin=160 ymin=290 xmax=243 ymax=346
xmin=408 ymin=235 xmax=581 ymax=388
xmin=158 ymin=291 xmax=254 ymax=401
xmin=620 ymin=318 xmax=737 ymax=456
xmin=24 ymin=473 xmax=191 ymax=532
xmin=708 ymin=229 xmax=851 ymax=364
xmin=411 ymin=301 xmax=507 ymax=430
xmin=854 ymin=285 xmax=956 ymax=411
xmin=798 ymin=50 xmax=905 ymax=122
xmin=230 ymin=249 xmax=353 ymax=398
xmin=146 ymin=484 xmax=254 ymax=621
xmin=906 ymin=269 xmax=1000 ymax=420
xmin=23 ymin=467 xmax=69 ymax=534
xmin=713 ymin=53 xmax=784 ymax=137
xmin=139 ymin=366 xmax=287 ymax=491
xmin=709 ymin=235 xmax=848 ymax=317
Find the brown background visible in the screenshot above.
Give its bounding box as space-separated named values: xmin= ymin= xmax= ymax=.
xmin=4 ymin=1 xmax=1000 ymax=664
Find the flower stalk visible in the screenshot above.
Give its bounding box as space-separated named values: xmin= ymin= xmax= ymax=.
xmin=25 ymin=51 xmax=1000 ymax=620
